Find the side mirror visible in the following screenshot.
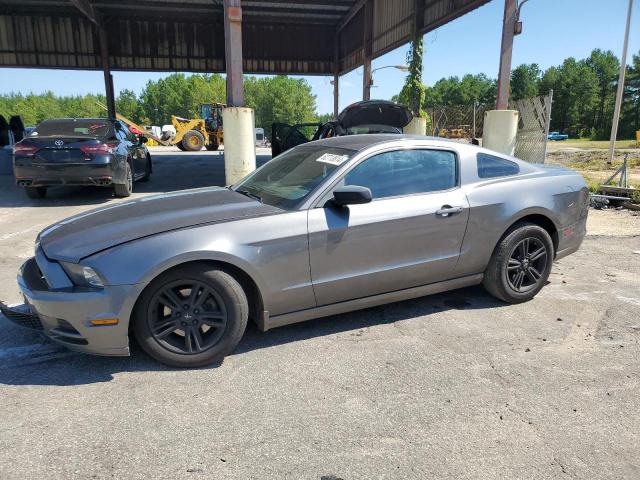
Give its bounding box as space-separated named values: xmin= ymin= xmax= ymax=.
xmin=332 ymin=185 xmax=372 ymax=206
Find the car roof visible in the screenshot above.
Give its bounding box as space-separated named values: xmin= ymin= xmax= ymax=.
xmin=307 ymin=134 xmax=463 ymax=152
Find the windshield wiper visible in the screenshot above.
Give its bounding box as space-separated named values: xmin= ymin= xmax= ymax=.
xmin=235 ymin=189 xmax=263 ymax=203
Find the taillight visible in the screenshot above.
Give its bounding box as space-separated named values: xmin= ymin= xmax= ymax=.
xmin=13 ymin=144 xmax=40 ymax=156
xmin=80 ymin=142 xmax=118 ymax=155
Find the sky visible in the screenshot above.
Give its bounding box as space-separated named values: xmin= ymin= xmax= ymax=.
xmin=0 ymin=0 xmax=638 ymax=115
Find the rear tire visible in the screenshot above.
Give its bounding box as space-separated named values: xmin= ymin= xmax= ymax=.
xmin=182 ymin=130 xmax=205 ymax=152
xmin=25 ymin=187 xmax=46 ymax=199
xmin=483 ymin=222 xmax=554 ymax=303
xmin=132 ymin=264 xmax=249 ymax=368
xmin=114 ymin=161 xmax=133 ymax=197
xmin=206 ymin=143 xmax=219 ymax=151
xmin=176 ymin=142 xmax=186 ymax=151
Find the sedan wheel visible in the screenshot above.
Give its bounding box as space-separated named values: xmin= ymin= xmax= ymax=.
xmin=482 ymin=222 xmax=554 ymax=303
xmin=133 ymin=264 xmax=248 ymax=367
xmin=114 ymin=161 xmax=133 ymax=197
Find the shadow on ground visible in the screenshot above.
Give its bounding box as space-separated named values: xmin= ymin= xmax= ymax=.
xmin=0 ymin=153 xmax=272 ymax=208
xmin=0 ymin=286 xmax=504 ymax=387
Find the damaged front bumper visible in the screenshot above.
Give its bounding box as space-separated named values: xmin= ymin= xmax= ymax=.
xmin=1 ymin=251 xmax=145 ymax=357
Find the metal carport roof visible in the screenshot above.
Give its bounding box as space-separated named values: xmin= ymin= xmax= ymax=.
xmin=0 ymin=0 xmax=490 ymax=75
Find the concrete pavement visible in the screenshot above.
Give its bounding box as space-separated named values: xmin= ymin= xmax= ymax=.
xmin=0 ymin=148 xmax=639 ymax=479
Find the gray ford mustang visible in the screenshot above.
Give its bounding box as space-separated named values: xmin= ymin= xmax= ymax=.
xmin=1 ymin=135 xmax=589 ymax=367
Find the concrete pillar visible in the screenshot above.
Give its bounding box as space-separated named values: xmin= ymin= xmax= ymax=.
xmin=404 ymin=117 xmax=427 ymax=135
xmin=222 ymin=0 xmax=255 ymax=183
xmin=483 ymin=110 xmax=519 ymax=156
xmin=223 ymin=107 xmax=256 ymax=184
xmin=98 ymin=27 xmax=116 ymax=119
xmin=224 ymin=0 xmax=244 ymax=106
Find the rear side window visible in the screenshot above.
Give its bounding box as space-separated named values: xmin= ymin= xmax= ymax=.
xmin=345 ymin=149 xmax=457 ymax=199
xmin=477 ymin=153 xmax=520 ymax=178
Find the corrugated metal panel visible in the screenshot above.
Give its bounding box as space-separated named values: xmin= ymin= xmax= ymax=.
xmin=338 ymin=5 xmax=364 ymax=74
xmin=0 ymin=14 xmax=100 ymax=69
xmin=0 ymin=0 xmax=490 ymax=75
xmin=372 ymin=0 xmax=413 ymax=58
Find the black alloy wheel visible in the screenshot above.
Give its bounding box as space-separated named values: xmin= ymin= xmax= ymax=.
xmin=133 ymin=265 xmax=249 ymax=367
xmin=482 ymin=222 xmax=554 ymax=304
xmin=505 ymin=237 xmax=548 ymax=293
xmin=147 ymin=280 xmax=228 ymax=355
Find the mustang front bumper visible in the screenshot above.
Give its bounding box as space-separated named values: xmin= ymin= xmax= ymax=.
xmin=1 ymin=252 xmax=146 ymax=357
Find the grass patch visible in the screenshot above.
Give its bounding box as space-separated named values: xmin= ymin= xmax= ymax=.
xmin=559 ymin=139 xmax=638 ymax=150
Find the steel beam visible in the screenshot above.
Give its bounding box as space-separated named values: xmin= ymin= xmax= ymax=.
xmin=333 ymin=36 xmax=340 ymax=118
xmin=362 ymin=0 xmax=373 ymax=101
xmin=224 ymin=0 xmax=245 ymax=107
xmin=495 ymin=0 xmax=517 ymax=110
xmin=70 ymin=0 xmax=99 ymax=25
xmin=98 ymin=27 xmax=116 ymax=119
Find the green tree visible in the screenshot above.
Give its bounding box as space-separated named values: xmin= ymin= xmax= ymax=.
xmin=397 ymin=37 xmax=427 ymax=118
xmin=585 ymin=49 xmax=619 ymax=138
xmin=244 ymin=75 xmax=317 ymax=134
xmin=510 ymin=64 xmax=540 ymax=100
xmin=539 ymin=58 xmax=599 ymax=136
xmin=621 ymin=51 xmax=640 ymax=139
xmin=116 ymin=89 xmax=142 ymax=123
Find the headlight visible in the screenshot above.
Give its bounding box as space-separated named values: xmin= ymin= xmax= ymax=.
xmin=60 ymin=262 xmax=104 ymax=288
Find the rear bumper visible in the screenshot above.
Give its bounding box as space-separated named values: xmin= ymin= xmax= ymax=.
xmin=13 ymin=157 xmax=122 ymax=187
xmin=555 ymin=212 xmax=588 ymax=261
xmin=2 ymin=256 xmax=146 ymax=357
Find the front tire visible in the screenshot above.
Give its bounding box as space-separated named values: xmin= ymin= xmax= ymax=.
xmin=181 ymin=130 xmax=205 ymax=151
xmin=483 ymin=222 xmax=554 ymax=303
xmin=132 ymin=264 xmax=249 ymax=368
xmin=25 ymin=186 xmax=46 ymax=199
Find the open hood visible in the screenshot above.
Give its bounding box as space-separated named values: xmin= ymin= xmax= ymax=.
xmin=337 ymin=100 xmax=413 ymax=130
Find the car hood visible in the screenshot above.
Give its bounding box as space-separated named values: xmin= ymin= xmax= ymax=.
xmin=337 ymin=100 xmax=413 ymax=130
xmin=38 ymin=187 xmax=282 ymax=263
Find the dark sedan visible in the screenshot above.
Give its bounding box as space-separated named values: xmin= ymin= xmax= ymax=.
xmin=13 ymin=118 xmax=152 ymax=198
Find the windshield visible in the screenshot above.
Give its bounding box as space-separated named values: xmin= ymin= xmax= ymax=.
xmin=234 ymin=146 xmax=355 ymax=209
xmin=30 ymin=119 xmax=112 ymax=138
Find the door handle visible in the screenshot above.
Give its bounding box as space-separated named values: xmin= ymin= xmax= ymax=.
xmin=436 ymin=205 xmax=464 ymax=217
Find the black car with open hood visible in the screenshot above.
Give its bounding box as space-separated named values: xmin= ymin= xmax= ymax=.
xmin=271 ymin=100 xmax=413 ymax=156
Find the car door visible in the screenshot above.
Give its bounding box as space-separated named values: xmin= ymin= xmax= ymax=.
xmin=271 ymin=122 xmax=322 ymax=157
xmin=118 ymin=121 xmax=144 ymax=176
xmin=307 ymin=147 xmax=470 ymax=306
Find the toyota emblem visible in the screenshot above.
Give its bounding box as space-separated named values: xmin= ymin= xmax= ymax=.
xmin=54 ymin=140 xmax=64 ymax=147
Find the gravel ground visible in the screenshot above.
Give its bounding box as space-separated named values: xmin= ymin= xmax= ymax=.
xmin=0 ymin=150 xmax=639 ymax=479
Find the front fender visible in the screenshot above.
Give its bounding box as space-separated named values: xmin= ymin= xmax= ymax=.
xmin=83 ymin=210 xmax=316 ymax=316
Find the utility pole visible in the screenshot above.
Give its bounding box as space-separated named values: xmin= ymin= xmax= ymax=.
xmin=608 ymin=0 xmax=634 ymax=165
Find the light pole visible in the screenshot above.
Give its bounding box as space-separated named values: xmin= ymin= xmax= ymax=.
xmin=364 ymin=64 xmax=409 ymax=100
xmin=608 ymin=0 xmax=634 ymax=165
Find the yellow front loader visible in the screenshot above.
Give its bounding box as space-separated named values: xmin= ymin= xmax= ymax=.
xmin=172 ymin=103 xmax=225 ymax=152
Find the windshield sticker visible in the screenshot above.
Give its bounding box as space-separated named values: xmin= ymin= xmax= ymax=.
xmin=316 ymin=153 xmax=349 ymax=166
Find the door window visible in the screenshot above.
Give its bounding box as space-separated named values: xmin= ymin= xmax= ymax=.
xmin=344 ymin=149 xmax=457 ymax=199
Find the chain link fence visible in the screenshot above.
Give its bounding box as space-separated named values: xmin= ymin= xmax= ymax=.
xmin=428 ymin=92 xmax=553 ymax=164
